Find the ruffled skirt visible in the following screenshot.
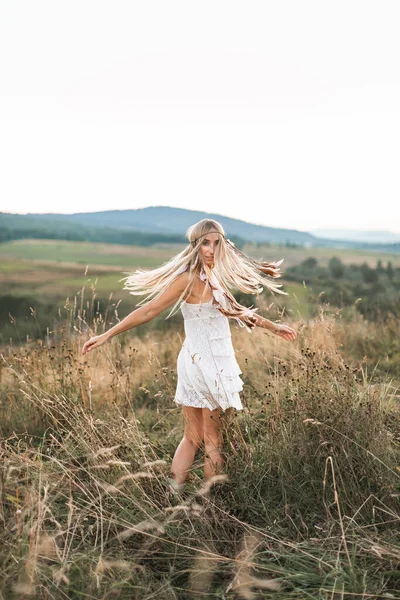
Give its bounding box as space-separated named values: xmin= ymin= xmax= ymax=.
xmin=173 ymin=319 xmax=244 ymax=412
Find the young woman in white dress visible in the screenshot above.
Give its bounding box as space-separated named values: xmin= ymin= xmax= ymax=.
xmin=82 ymin=219 xmax=297 ymax=496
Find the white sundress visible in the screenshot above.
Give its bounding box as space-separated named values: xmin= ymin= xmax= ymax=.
xmin=173 ymin=299 xmax=244 ymax=412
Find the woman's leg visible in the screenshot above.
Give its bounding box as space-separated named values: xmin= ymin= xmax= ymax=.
xmin=170 ymin=406 xmax=204 ymax=485
xmin=202 ymin=407 xmax=225 ymax=481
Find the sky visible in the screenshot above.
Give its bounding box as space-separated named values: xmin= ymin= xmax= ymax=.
xmin=1 ymin=0 xmax=400 ymax=234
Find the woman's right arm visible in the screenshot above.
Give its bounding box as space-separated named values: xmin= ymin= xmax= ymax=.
xmin=81 ymin=272 xmax=189 ymax=355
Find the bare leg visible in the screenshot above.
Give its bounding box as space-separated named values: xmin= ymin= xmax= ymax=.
xmin=170 ymin=406 xmax=203 ymax=485
xmin=203 ymin=407 xmax=224 ymax=481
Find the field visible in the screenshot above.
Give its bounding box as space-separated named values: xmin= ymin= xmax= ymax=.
xmin=1 ymin=238 xmax=399 ymax=320
xmin=1 ymin=238 xmax=400 ymax=598
xmin=0 ymin=240 xmax=181 ymax=299
xmin=2 ymin=238 xmax=400 ymax=269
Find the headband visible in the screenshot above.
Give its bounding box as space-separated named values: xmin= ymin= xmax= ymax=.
xmin=190 ymin=231 xmax=228 ymax=246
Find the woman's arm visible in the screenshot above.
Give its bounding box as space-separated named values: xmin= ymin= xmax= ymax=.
xmin=252 ymin=312 xmax=297 ymax=342
xmin=81 ymin=272 xmax=189 ymax=355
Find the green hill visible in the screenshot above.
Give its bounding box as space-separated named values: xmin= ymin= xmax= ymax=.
xmin=0 ymin=207 xmax=317 ymax=245
xmin=1 ymin=207 xmax=400 ymax=252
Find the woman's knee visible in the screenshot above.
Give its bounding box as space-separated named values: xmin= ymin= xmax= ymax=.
xmin=183 ymin=418 xmax=203 ymax=448
xmin=204 ymin=432 xmax=223 ymax=453
xmin=183 ymin=432 xmax=203 ymax=450
xmin=203 ymin=420 xmax=223 ymax=450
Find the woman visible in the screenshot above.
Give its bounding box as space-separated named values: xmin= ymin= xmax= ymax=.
xmin=82 ymin=219 xmax=297 ymax=496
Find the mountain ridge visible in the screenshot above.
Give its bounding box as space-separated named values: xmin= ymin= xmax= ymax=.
xmin=1 ymin=206 xmax=399 ymax=253
xmin=4 ymin=206 xmax=315 ymax=244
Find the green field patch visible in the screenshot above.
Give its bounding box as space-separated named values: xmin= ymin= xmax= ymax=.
xmin=0 ymin=260 xmax=40 ymax=273
xmin=39 ymin=273 xmax=128 ymax=297
xmin=0 ymin=239 xmax=178 ymax=267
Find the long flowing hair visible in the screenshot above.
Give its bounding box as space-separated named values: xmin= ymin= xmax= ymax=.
xmin=120 ymin=219 xmax=288 ymax=330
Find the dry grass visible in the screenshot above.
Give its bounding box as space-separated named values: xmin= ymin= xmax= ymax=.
xmin=0 ymin=285 xmax=400 ymax=598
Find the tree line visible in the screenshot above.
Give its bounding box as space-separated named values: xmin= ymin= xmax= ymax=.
xmin=284 ymin=256 xmax=400 ymax=320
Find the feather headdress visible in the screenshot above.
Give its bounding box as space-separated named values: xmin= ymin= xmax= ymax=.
xmin=198 ymin=255 xmax=284 ymax=332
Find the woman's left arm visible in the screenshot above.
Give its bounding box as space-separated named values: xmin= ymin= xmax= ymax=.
xmin=252 ymin=313 xmax=297 ymax=342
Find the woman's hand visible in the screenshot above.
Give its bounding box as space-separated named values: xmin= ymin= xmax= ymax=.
xmin=81 ymin=332 xmax=110 ymax=356
xmin=271 ymin=323 xmax=297 ymax=341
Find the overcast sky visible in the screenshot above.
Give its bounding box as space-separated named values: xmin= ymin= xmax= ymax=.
xmin=1 ymin=0 xmax=399 ymax=234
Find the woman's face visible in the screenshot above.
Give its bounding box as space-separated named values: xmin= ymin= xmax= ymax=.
xmin=199 ymin=231 xmax=221 ymax=267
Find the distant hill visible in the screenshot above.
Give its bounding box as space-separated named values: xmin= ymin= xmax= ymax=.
xmin=1 ymin=206 xmax=318 ymax=245
xmin=0 ymin=212 xmax=187 ymax=247
xmin=1 ymin=206 xmax=399 ymax=253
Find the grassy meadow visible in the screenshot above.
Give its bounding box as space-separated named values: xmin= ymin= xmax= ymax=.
xmin=1 ymin=238 xmax=400 ymax=598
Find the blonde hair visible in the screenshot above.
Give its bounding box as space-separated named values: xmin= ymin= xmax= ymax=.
xmin=121 ymin=218 xmax=288 ymax=330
